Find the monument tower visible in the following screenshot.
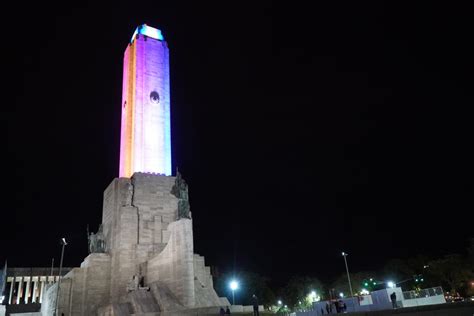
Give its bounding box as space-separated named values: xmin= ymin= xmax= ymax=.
xmin=40 ymin=25 xmax=230 ymax=316
xmin=119 ymin=24 xmax=172 ymax=178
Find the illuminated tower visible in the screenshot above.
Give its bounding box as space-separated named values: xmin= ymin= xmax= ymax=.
xmin=119 ymin=24 xmax=172 ymax=177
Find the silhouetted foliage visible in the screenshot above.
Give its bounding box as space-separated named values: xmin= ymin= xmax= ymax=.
xmin=281 ymin=276 xmax=324 ymax=309
xmin=215 ymin=271 xmax=275 ymax=307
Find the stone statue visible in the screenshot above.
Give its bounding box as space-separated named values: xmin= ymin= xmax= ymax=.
xmin=96 ymin=224 xmax=106 ymax=252
xmin=87 ymin=232 xmax=97 ymax=254
xmin=171 ymin=170 xmax=191 ymax=219
xmin=123 ymin=181 xmax=134 ymax=206
xmin=87 ymin=224 xmax=106 ymax=253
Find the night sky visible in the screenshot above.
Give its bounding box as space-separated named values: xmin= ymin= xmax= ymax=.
xmin=1 ymin=2 xmax=473 ymax=287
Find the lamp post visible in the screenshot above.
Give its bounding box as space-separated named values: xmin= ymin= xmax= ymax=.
xmin=341 ymin=252 xmax=354 ymax=297
xmin=54 ymin=238 xmax=67 ymax=316
xmin=230 ymin=280 xmax=238 ymax=305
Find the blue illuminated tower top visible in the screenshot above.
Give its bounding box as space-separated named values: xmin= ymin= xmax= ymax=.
xmin=131 ymin=24 xmax=164 ymax=43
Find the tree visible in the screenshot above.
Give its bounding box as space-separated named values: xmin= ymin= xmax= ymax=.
xmin=382 ymin=258 xmax=414 ymax=282
xmin=427 ymin=254 xmax=473 ymax=295
xmin=331 ymin=271 xmax=379 ymax=296
xmin=214 ymin=271 xmax=275 ymax=307
xmin=467 ymin=238 xmax=474 ymax=265
xmin=281 ymin=276 xmax=324 ymax=310
xmin=382 ymin=255 xmax=432 ymax=290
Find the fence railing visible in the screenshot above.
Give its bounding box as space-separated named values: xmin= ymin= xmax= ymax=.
xmin=402 ymin=286 xmax=443 ymax=300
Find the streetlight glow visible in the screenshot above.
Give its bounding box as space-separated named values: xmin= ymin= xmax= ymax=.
xmin=229 ymin=280 xmax=238 ymax=305
xmin=230 ymin=280 xmax=238 ymax=291
xmin=339 ymin=292 xmax=344 ymax=298
xmin=387 ymin=281 xmax=395 ymax=288
xmin=278 ymin=300 xmax=282 ymax=305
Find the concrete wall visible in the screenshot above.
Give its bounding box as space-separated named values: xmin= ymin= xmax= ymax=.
xmin=147 ymin=219 xmax=195 ymax=307
xmin=41 ymin=254 xmax=111 ymax=316
xmin=192 ymin=254 xmax=230 ymax=308
xmin=102 ymin=173 xmax=179 ymax=302
xmin=402 ymin=294 xmax=446 ymax=308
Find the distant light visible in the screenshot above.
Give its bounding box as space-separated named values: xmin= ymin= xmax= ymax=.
xmin=387 ymin=281 xmax=395 ymax=288
xmin=278 ymin=300 xmax=282 ymax=305
xmin=364 ymin=282 xmax=369 ymax=286
xmin=298 ymin=301 xmax=301 ymax=304
xmin=307 ymin=290 xmax=320 ymax=302
xmin=342 ymin=252 xmax=346 ymax=256
xmin=230 ymin=280 xmax=238 ymax=291
xmin=360 ymin=289 xmax=369 ymax=295
xmin=131 ymin=24 xmax=164 ymax=42
xmin=339 ymin=292 xmax=344 ymax=298
xmin=284 ymin=305 xmax=287 ymax=308
xmin=61 ymin=238 xmax=67 ymax=245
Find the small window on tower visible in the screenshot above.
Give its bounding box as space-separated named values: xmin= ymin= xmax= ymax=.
xmin=150 ymin=91 xmax=160 ymax=104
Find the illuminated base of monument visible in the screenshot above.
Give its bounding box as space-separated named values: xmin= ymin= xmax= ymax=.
xmin=41 ymin=173 xmax=229 ymax=316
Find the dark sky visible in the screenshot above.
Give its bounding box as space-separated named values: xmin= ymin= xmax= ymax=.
xmin=1 ymin=1 xmax=473 ymax=286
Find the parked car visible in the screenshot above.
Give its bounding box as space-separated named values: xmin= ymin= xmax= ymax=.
xmin=444 ymin=293 xmax=464 ymax=302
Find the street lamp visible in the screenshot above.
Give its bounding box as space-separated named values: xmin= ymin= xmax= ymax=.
xmin=277 ymin=300 xmax=282 ymax=305
xmin=341 ymin=252 xmax=354 ymax=297
xmin=387 ymin=281 xmax=395 ymax=288
xmin=229 ymin=280 xmax=238 ymax=305
xmin=54 ymin=238 xmax=67 ymax=316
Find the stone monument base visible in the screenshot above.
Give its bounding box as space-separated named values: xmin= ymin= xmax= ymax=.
xmin=41 ymin=173 xmax=230 ymax=315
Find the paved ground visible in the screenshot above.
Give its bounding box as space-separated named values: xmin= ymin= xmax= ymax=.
xmin=291 ymin=301 xmax=474 ymax=316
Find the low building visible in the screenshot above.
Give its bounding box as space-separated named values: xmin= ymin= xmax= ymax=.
xmin=1 ymin=267 xmax=71 ymax=305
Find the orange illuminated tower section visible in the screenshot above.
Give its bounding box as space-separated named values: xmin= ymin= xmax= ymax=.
xmin=119 ymin=24 xmax=171 ymax=178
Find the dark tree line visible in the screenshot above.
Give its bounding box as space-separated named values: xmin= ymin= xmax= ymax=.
xmin=213 ymin=238 xmax=474 ymax=310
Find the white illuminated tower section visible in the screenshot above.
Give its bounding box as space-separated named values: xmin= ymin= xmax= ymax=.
xmin=119 ymin=24 xmax=172 ymax=177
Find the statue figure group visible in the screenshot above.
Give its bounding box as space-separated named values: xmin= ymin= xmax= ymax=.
xmin=87 ymin=224 xmax=106 ymax=253
xmin=171 ymin=170 xmax=191 ymax=220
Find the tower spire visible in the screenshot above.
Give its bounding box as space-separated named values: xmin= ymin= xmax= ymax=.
xmin=119 ymin=25 xmax=172 ymax=177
